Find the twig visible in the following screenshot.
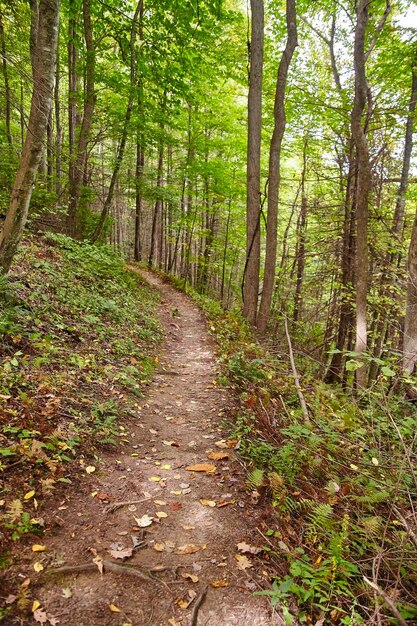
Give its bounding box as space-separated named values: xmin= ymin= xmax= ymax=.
xmin=392 ymin=506 xmax=417 ymax=547
xmin=104 ymin=496 xmax=153 ymax=514
xmin=46 ymin=560 xmax=164 ymax=583
xmin=284 ymin=317 xmax=310 ymax=423
xmin=363 ymin=576 xmax=408 ymax=626
xmin=189 ymin=587 xmax=208 ymax=626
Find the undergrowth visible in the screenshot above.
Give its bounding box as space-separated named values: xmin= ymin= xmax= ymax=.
xmin=165 ymin=274 xmax=417 ymax=626
xmin=0 ymin=234 xmax=162 ymax=553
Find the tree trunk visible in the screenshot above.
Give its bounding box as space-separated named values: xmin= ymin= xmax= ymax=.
xmin=149 ymin=142 xmax=164 ymax=267
xmin=257 ymin=0 xmax=297 ymax=333
xmin=68 ymin=0 xmax=96 ymax=236
xmin=54 ymin=44 xmax=62 ymax=196
xmin=350 ymin=0 xmax=371 ymax=388
xmin=91 ymin=0 xmax=142 ymax=243
xmin=67 ymin=0 xmax=78 ymax=234
xmin=403 ymin=210 xmax=417 ymax=375
xmin=242 ymin=0 xmax=264 ymax=325
xmin=0 ymin=9 xmax=12 ymax=145
xmin=0 ymin=0 xmax=59 ymax=273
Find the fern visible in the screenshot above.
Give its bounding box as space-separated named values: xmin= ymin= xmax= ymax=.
xmin=246 ymin=468 xmax=265 ymax=491
xmin=305 ymin=503 xmax=334 ymax=540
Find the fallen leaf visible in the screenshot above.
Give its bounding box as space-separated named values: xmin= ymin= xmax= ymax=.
xmin=109 ymin=603 xmax=121 ymax=613
xmin=171 ymin=490 xmax=182 ymax=495
xmin=181 ymin=524 xmax=195 ymax=530
xmin=176 ymin=544 xmax=200 ymax=555
xmin=181 ymin=572 xmax=199 ymax=583
xmin=185 ymin=463 xmax=216 ymax=473
xmin=200 ymin=499 xmax=216 ymax=507
xmin=153 ymin=543 xmax=165 ymax=552
xmin=217 ymin=500 xmax=235 ymax=508
xmin=32 ymin=545 xmax=47 ymax=552
xmin=85 ymin=465 xmax=96 ymax=474
xmin=33 ymin=608 xmax=47 ymax=624
xmin=162 ymin=440 xmax=179 ymax=447
xmin=161 ymin=464 xmax=172 ymax=470
xmin=236 ymin=542 xmax=262 ymax=554
xmin=62 ymin=588 xmax=72 ymax=598
xmin=109 ymin=547 xmax=133 ymax=560
xmin=179 ymin=483 xmax=190 ymax=489
xmin=235 ymin=554 xmax=253 ymax=570
xmin=168 ymin=619 xmax=181 ymax=626
xmin=24 ymin=490 xmax=36 ymax=500
xmin=154 ymin=500 xmax=166 ymax=506
xmin=211 ymin=580 xmax=229 ymax=587
xmin=156 ymin=511 xmax=168 ymax=518
xmin=5 ymin=595 xmax=17 ymax=605
xmin=33 ymin=562 xmax=44 ymax=572
xmin=207 ymin=452 xmax=229 ymax=461
xmin=93 ymin=555 xmax=104 ymax=574
xmin=149 ymin=476 xmax=161 ymax=482
xmin=134 ymin=514 xmax=153 ymax=527
xmin=169 ymin=502 xmax=182 ymax=511
xmin=215 ymin=440 xmax=228 ymax=449
xmin=176 ymin=598 xmax=191 ymax=609
xmin=32 ymin=600 xmax=41 ymax=612
xmin=226 ymin=439 xmax=238 ymax=448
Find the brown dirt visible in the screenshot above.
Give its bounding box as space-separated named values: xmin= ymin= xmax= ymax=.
xmin=14 ymin=270 xmax=283 ymax=625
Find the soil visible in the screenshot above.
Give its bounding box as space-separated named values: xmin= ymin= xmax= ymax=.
xmin=10 ymin=270 xmax=283 ymax=626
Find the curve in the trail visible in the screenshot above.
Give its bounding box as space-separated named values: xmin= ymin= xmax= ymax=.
xmin=32 ymin=269 xmax=282 ymax=626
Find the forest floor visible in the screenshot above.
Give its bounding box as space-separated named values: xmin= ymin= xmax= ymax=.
xmin=11 ymin=268 xmax=283 ymax=626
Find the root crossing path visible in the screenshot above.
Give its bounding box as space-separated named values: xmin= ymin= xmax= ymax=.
xmin=34 ymin=270 xmax=282 ymax=626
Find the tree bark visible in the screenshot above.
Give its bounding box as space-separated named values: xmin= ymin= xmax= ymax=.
xmin=403 ymin=210 xmax=417 ymax=375
xmin=350 ymin=0 xmax=371 ymax=388
xmin=242 ymin=0 xmax=264 ymax=325
xmin=257 ymin=0 xmax=297 ymax=332
xmin=68 ymin=0 xmax=96 ymax=236
xmin=0 ymin=9 xmax=12 ymax=145
xmin=0 ymin=0 xmax=59 ymax=273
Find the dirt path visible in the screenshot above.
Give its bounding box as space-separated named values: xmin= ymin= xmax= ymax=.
xmin=31 ymin=270 xmax=281 ymax=626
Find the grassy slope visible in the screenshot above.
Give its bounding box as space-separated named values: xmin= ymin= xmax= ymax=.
xmin=0 ymin=234 xmax=162 ymax=571
xmin=169 ymin=278 xmax=417 ymax=626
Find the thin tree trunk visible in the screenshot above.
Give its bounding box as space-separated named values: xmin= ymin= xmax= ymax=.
xmin=351 ymin=0 xmax=371 ymax=388
xmin=0 ymin=9 xmax=12 ymax=145
xmin=257 ymin=0 xmax=297 ymax=333
xmin=91 ymin=0 xmax=142 ymax=243
xmin=54 ymin=44 xmax=62 ymax=196
xmin=242 ymin=0 xmax=264 ymax=325
xmin=68 ymin=0 xmax=96 ymax=236
xmin=67 ymin=0 xmax=78 ymax=234
xmin=0 ymin=0 xmax=59 ymax=273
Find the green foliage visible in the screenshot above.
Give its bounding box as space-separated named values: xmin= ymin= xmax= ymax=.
xmin=191 ymin=287 xmax=417 ymax=623
xmin=1 ymin=234 xmax=162 ymax=544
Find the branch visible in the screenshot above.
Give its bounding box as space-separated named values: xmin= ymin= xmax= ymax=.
xmin=363 ymin=577 xmax=408 ymax=626
xmin=364 ymin=0 xmax=392 ymax=62
xmin=284 ymin=316 xmax=310 ymax=423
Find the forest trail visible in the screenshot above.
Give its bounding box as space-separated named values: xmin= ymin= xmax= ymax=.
xmin=32 ymin=269 xmax=281 ymax=626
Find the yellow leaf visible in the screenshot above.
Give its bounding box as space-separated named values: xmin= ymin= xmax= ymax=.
xmin=176 ymin=544 xmax=200 ymax=555
xmin=154 ymin=543 xmax=165 ymax=552
xmin=32 ymin=545 xmax=47 ymax=552
xmin=161 ymin=464 xmax=172 ymax=470
xmin=185 ymin=463 xmax=216 ymax=473
xmin=109 ymin=603 xmax=121 ymax=613
xmin=235 ymin=554 xmax=253 ymax=570
xmin=211 ymin=580 xmax=229 ymax=587
xmin=149 ymin=476 xmax=161 ymax=482
xmin=24 ymin=490 xmax=35 ymax=500
xmin=181 ymin=572 xmax=199 ymax=583
xmin=156 ymin=511 xmax=168 ymax=518
xmin=32 ymin=600 xmax=41 ymax=612
xmin=33 ymin=562 xmax=44 ymax=573
xmin=207 ymin=451 xmax=229 ymax=461
xmin=85 ymin=465 xmax=96 ymax=474
xmin=200 ymin=499 xmax=216 ymax=507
